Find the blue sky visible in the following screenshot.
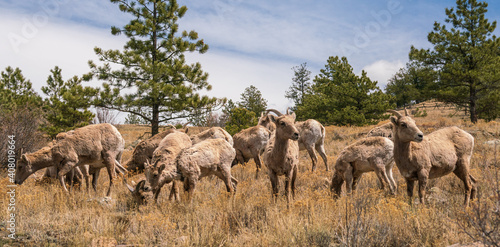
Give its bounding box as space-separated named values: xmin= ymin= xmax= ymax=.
xmin=1 ymin=0 xmax=499 ymax=122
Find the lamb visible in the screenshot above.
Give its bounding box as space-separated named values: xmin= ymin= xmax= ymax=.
xmin=124 ymin=128 xmax=177 ymax=173
xmin=262 ymin=111 xmax=300 ymax=205
xmin=145 ymin=131 xmax=192 ymax=202
xmin=15 ymin=123 xmax=126 ymax=197
xmin=330 ymin=136 xmax=396 ymax=198
xmin=388 ymin=109 xmax=477 ymax=206
xmin=190 ymin=127 xmax=233 ymax=146
xmin=262 ymin=109 xmax=328 ymax=171
xmin=231 ymin=125 xmax=272 ymax=178
xmin=156 ymin=138 xmax=238 ymax=202
xmin=367 ymin=122 xmax=394 ymax=140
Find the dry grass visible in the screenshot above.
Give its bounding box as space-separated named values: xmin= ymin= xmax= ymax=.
xmin=1 ymin=102 xmax=499 ymax=246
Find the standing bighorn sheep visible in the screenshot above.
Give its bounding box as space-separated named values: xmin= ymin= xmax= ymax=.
xmin=262 ymin=111 xmax=300 ymax=205
xmin=232 ymin=125 xmax=272 ymax=177
xmin=145 ymin=131 xmax=192 ymax=202
xmin=15 ymin=123 xmax=126 ymax=197
xmin=331 ymin=136 xmax=396 ymax=198
xmin=261 ymin=109 xmax=328 ymax=171
xmin=388 ymin=110 xmax=477 ymax=206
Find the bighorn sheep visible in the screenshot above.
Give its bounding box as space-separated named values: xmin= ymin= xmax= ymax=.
xmin=190 ymin=127 xmax=233 ymax=146
xmin=388 ymin=110 xmax=476 ymax=206
xmin=261 ymin=109 xmax=328 ymax=171
xmin=367 ymin=122 xmax=394 ymax=140
xmin=145 ymin=131 xmax=192 ymax=202
xmin=231 ymin=125 xmax=272 ymax=178
xmin=124 ymin=128 xmax=177 ymax=173
xmin=330 ymin=136 xmax=396 ymax=197
xmin=125 ymin=179 xmax=152 ymax=205
xmin=15 ymin=123 xmax=126 ymax=197
xmin=156 ymin=138 xmax=238 ymax=202
xmin=262 ymin=111 xmax=300 ymax=205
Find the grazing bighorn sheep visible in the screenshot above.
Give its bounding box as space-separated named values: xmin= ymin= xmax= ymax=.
xmin=145 ymin=131 xmax=193 ymax=202
xmin=124 ymin=128 xmax=177 ymax=173
xmin=388 ymin=109 xmax=476 ymax=206
xmin=15 ymin=123 xmax=126 ymax=197
xmin=157 ymin=138 xmax=238 ymax=202
xmin=367 ymin=122 xmax=394 ymax=140
xmin=190 ymin=127 xmax=233 ymax=146
xmin=331 ymin=136 xmax=396 ymax=198
xmin=125 ymin=179 xmax=152 ymax=205
xmin=43 ymin=165 xmax=86 ymax=188
xmin=261 ymin=109 xmax=328 ymax=171
xmin=232 ymin=125 xmax=272 ymax=178
xmin=262 ymin=111 xmax=300 ymax=205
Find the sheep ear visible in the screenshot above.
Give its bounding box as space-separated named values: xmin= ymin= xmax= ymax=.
xmin=21 ymin=154 xmax=30 ymax=165
xmin=390 ymin=116 xmax=398 ymax=126
xmin=290 ymin=112 xmax=296 ymax=121
xmin=404 ymin=108 xmax=409 ymax=116
xmin=136 ymin=180 xmax=146 ymax=191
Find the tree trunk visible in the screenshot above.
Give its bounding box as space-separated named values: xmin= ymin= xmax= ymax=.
xmin=469 ymin=82 xmax=478 ymax=123
xmin=151 ymin=104 xmax=159 ymax=136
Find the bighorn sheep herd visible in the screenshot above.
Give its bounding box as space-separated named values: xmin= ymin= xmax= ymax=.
xmin=15 ymin=108 xmax=478 ymax=207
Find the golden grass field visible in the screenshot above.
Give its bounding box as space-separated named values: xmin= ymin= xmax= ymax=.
xmin=1 ymin=101 xmax=499 ymax=246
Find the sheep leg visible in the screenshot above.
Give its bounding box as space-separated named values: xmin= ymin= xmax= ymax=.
xmin=405 ymin=178 xmax=415 ymax=206
xmin=269 ymin=170 xmax=279 ymax=203
xmin=352 ymin=172 xmax=363 ymax=191
xmin=305 ymin=145 xmax=318 ymax=172
xmin=284 ymin=171 xmax=292 ymax=206
xmin=386 ymin=165 xmax=397 ymax=195
xmin=168 ymin=181 xmax=180 ymax=201
xmin=252 ymin=151 xmax=263 ymax=179
xmin=154 ymin=185 xmax=163 ymax=203
xmin=315 ymin=142 xmax=328 ymax=171
xmin=344 ymin=165 xmax=354 ymax=194
xmin=215 ymin=167 xmax=235 ymax=194
xmin=374 ymin=166 xmax=393 ymax=193
xmin=291 ymin=165 xmax=297 ymax=200
xmin=92 ymin=169 xmax=101 ymax=192
xmin=186 ymin=179 xmax=197 ymax=203
xmin=453 ymin=164 xmax=473 ymax=206
xmin=103 ymin=154 xmax=117 ymax=197
xmin=417 ymin=170 xmax=429 ymax=205
xmin=230 ymin=176 xmax=238 ymax=192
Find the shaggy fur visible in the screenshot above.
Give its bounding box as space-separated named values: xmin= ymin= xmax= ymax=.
xmin=232 ymin=125 xmax=272 ymax=178
xmin=124 ymin=128 xmax=177 ymax=173
xmin=367 ymin=122 xmax=394 ymax=140
xmin=262 ymin=113 xmax=300 ymax=205
xmin=259 ymin=109 xmax=328 ymax=171
xmin=145 ymin=131 xmax=192 ymax=203
xmin=331 ymin=136 xmax=396 ymax=197
xmin=161 ymin=138 xmax=238 ymax=202
xmin=15 ymin=123 xmax=125 ymax=197
xmin=190 ymin=127 xmax=234 ymax=146
xmin=389 ymin=110 xmax=476 ymax=206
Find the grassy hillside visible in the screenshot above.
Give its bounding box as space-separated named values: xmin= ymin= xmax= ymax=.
xmin=1 ymin=101 xmax=499 ymax=246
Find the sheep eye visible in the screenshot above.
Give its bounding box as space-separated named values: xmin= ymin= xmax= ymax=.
xmin=401 ymin=123 xmax=407 ymax=128
xmin=280 ymin=122 xmax=286 ymax=127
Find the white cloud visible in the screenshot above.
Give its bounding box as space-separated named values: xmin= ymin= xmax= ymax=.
xmin=362 ymin=60 xmax=405 ymax=90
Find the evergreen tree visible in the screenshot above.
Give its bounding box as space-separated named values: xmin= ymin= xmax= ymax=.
xmin=385 ymin=62 xmax=436 ymax=107
xmin=296 ymin=56 xmax=393 ymax=126
xmin=285 ymin=62 xmax=311 ymax=109
xmin=410 ymin=0 xmax=500 ymax=123
xmin=41 ymin=66 xmax=97 ymax=138
xmin=86 ymin=0 xmax=224 ymax=135
xmin=224 ymin=107 xmax=257 ymax=135
xmin=0 ymin=66 xmax=42 ymax=108
xmin=238 ymin=85 xmax=267 ymax=116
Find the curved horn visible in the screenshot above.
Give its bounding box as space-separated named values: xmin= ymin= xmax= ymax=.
xmin=182 ymin=121 xmax=192 ymax=129
xmin=137 ymin=180 xmax=146 ymax=191
xmin=125 ymin=181 xmax=135 ymax=193
xmin=165 ymin=124 xmax=176 ymax=129
xmin=265 ymin=109 xmax=283 ymax=116
xmin=404 ymin=108 xmax=409 ymax=116
xmin=387 ymin=110 xmax=402 ymax=118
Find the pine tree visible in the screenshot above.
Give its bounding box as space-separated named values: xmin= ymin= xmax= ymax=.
xmin=41 ymin=66 xmax=97 ymax=138
xmin=296 ymin=56 xmax=393 ymax=125
xmin=224 ymin=107 xmax=257 ymax=135
xmin=238 ymin=85 xmax=267 ymax=116
xmin=410 ymin=0 xmax=500 ymax=123
xmin=285 ymin=62 xmax=311 ymax=109
xmin=86 ymin=0 xmax=224 ymax=135
xmin=0 ymin=66 xmax=42 ymax=108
